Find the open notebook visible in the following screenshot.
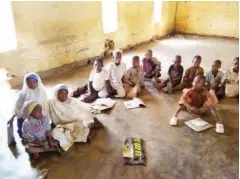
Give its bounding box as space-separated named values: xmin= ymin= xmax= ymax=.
xmin=124 ymin=97 xmax=146 ymax=109
xmin=90 ymin=98 xmax=116 ymax=113
xmin=185 ymin=118 xmax=213 ymax=132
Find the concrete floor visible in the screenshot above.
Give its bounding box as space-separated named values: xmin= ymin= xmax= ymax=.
xmin=0 ymin=36 xmax=239 ymax=179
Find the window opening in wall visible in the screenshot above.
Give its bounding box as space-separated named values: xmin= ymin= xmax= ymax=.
xmin=102 ymin=0 xmax=118 ymax=34
xmin=153 ymin=0 xmax=163 ymax=24
xmin=0 ymin=0 xmax=17 ymax=52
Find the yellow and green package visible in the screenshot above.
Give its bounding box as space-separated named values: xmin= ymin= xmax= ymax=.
xmin=123 ymin=137 xmax=145 ymax=165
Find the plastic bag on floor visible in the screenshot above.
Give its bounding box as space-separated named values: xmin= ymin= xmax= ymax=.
xmin=123 ymin=137 xmax=145 ymax=165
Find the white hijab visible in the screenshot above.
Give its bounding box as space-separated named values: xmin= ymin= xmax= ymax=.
xmin=48 ymin=84 xmax=94 ymax=127
xmin=14 ymin=73 xmax=48 ymax=118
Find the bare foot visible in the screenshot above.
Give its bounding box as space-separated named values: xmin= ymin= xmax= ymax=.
xmin=87 ymin=136 xmax=91 ymax=143
xmin=140 ymin=85 xmax=145 ymax=89
xmin=56 ymin=146 xmax=64 ymax=155
xmin=93 ymin=117 xmax=104 ymax=128
xmin=37 ymin=169 xmax=48 ymax=179
xmin=87 ymin=131 xmax=97 ymax=143
xmin=153 ymin=82 xmax=163 ymax=90
xmin=87 ymin=130 xmax=97 ymax=143
xmin=162 ymin=88 xmax=168 ymax=93
xmin=32 ymin=153 xmax=40 ymax=160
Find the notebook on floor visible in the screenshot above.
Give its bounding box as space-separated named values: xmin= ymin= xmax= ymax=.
xmin=90 ymin=98 xmax=116 ymax=113
xmin=124 ymin=97 xmax=146 ymax=109
xmin=185 ymin=118 xmax=213 ymax=132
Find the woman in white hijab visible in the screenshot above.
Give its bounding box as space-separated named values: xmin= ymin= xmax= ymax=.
xmin=48 ymin=84 xmax=102 ymax=151
xmin=9 ymin=72 xmax=48 ymax=138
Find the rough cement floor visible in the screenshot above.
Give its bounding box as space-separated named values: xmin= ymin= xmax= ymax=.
xmin=0 ymin=36 xmax=239 ymax=179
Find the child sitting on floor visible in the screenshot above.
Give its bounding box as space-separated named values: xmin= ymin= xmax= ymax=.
xmin=49 ymin=84 xmax=101 ymax=128
xmin=154 ymin=55 xmax=184 ymax=93
xmin=8 ymin=73 xmax=48 ymax=139
xmin=219 ymin=57 xmax=239 ymax=98
xmin=49 ymin=84 xmax=102 ymax=151
xmin=22 ymin=101 xmax=61 ymax=159
xmin=169 ymin=75 xmax=224 ymax=134
xmin=71 ymin=57 xmax=111 ymax=102
xmin=123 ymin=56 xmax=143 ymax=98
xmin=106 ymin=49 xmax=127 ymax=98
xmin=205 ymin=60 xmax=224 ymax=99
xmin=174 ymin=55 xmax=204 ymax=90
xmin=142 ymin=49 xmax=161 ymax=82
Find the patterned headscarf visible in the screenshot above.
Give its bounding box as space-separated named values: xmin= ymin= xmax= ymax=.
xmin=22 ymin=100 xmax=39 ymax=119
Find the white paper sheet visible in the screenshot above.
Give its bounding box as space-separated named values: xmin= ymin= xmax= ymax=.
xmin=90 ymin=98 xmax=116 ymax=112
xmin=185 ymin=118 xmax=213 ymax=132
xmin=124 ymin=97 xmax=146 ymax=109
xmin=189 ymin=118 xmax=209 ymax=127
xmin=92 ymin=98 xmax=116 ymax=107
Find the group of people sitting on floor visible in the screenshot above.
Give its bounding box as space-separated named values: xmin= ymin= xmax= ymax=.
xmin=8 ymin=48 xmax=239 ymax=159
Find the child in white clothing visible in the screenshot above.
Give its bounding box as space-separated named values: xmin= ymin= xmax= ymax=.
xmin=71 ymin=57 xmax=111 ymax=102
xmin=106 ymin=49 xmax=127 ymax=98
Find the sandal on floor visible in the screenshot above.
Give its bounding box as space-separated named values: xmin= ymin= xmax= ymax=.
xmin=170 ymin=116 xmax=178 ymax=126
xmin=216 ymin=123 xmax=224 ymax=134
xmin=37 ymin=169 xmax=48 ymax=179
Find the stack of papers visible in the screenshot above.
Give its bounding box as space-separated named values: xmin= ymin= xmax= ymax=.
xmin=124 ymin=97 xmax=146 ymax=109
xmin=185 ymin=118 xmax=213 ymax=132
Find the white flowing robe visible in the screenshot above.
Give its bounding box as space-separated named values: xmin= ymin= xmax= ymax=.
xmin=48 ymin=84 xmax=94 ymax=151
xmin=14 ymin=73 xmax=49 ymax=118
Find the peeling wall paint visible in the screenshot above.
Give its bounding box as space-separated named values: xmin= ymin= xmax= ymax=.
xmin=175 ymin=1 xmax=239 ymax=38
xmin=0 ymin=1 xmax=177 ymax=78
xmin=1 ymin=1 xmax=238 ymax=79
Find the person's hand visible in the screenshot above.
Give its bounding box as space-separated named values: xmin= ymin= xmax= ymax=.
xmin=225 ymin=79 xmax=230 ymax=84
xmin=42 ymin=143 xmax=51 ymax=150
xmin=87 ymin=91 xmax=92 ymax=96
xmin=50 ymin=140 xmax=59 ymax=147
xmin=110 ymin=88 xmax=116 ymax=95
xmin=211 ymin=85 xmax=217 ymax=91
xmin=144 ymin=73 xmax=151 ymax=78
xmin=190 ymin=106 xmax=197 ymax=112
xmin=46 ymin=131 xmax=52 ymax=138
xmin=7 ymin=114 xmax=16 ymax=125
xmin=108 ymin=88 xmax=113 ymax=94
xmin=7 ymin=119 xmax=13 ymax=125
xmin=196 ymin=107 xmax=207 ymax=114
xmin=130 ymin=84 xmax=135 ymax=87
xmin=71 ymin=87 xmax=79 ymax=96
xmin=151 ymin=71 xmax=155 ymax=76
